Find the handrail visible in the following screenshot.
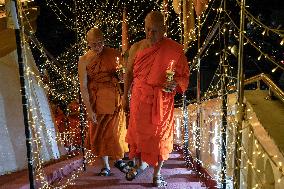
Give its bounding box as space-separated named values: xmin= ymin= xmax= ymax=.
xmin=244 ymin=73 xmax=284 ymax=103
xmin=181 ymin=73 xmax=284 ymax=106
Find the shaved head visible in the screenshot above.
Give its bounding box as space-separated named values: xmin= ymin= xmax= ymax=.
xmin=86 ymin=27 xmax=104 ymax=53
xmin=87 ymin=27 xmax=104 ymax=41
xmin=145 ymin=11 xmax=165 ymax=30
xmin=144 ymin=11 xmax=166 ymax=45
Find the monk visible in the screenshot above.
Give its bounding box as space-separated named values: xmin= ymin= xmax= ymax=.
xmin=78 ymin=27 xmax=129 ymax=176
xmin=123 ymin=11 xmax=189 ymax=187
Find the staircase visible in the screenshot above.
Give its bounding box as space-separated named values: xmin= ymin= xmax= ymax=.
xmin=64 ymin=151 xmax=215 ymax=189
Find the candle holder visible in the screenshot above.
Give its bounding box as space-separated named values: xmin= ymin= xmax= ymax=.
xmin=163 ymin=60 xmax=176 ymax=93
xmin=115 ymin=57 xmax=125 ymax=83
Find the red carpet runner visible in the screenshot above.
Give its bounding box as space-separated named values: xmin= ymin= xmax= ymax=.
xmin=65 ymin=151 xmax=216 ymax=189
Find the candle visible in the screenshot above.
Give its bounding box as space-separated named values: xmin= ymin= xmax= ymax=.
xmin=116 ymin=57 xmax=120 ymax=69
xmin=169 ymin=60 xmax=174 ymax=71
xmin=163 ymin=60 xmax=176 ymax=92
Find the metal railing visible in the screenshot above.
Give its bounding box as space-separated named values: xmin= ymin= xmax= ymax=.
xmin=244 ymin=73 xmax=284 ymax=103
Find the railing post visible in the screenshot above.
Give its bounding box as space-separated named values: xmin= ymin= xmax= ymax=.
xmin=78 ymin=93 xmax=87 ymax=171
xmin=234 ymin=0 xmax=246 ymax=188
xmin=195 ymin=17 xmax=202 ymax=172
xmin=220 ymin=0 xmax=228 ymax=186
xmin=221 ymin=63 xmax=228 ymax=189
xmin=74 ymin=0 xmax=86 ymax=171
xmin=268 ymin=88 xmax=273 ymax=98
xmin=257 ymin=80 xmax=260 ymax=90
xmin=10 ymin=0 xmax=35 ymax=188
xmin=182 ymin=93 xmax=192 ymax=168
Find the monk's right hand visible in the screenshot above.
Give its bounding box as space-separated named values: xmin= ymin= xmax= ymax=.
xmin=122 ymin=95 xmax=130 ymax=114
xmin=163 ymin=80 xmax=177 ymax=92
xmin=87 ymin=111 xmax=96 ymax=123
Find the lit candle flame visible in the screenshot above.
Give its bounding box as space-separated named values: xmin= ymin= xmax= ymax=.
xmin=169 ymin=60 xmax=175 ymax=71
xmin=116 ymin=57 xmax=120 ymax=69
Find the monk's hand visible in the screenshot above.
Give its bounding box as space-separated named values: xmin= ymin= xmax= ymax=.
xmin=122 ymin=95 xmax=130 ymax=115
xmin=87 ymin=111 xmax=96 ymax=123
xmin=163 ymin=80 xmax=177 ymax=92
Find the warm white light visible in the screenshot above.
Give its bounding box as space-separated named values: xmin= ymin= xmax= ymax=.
xmin=272 ymin=66 xmax=278 ymax=73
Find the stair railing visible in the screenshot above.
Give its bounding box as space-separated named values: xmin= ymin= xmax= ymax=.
xmin=244 ymin=73 xmax=284 ymax=103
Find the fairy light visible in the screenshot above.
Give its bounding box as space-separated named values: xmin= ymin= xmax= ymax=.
xmin=182 ymin=8 xmax=284 ymax=185
xmin=16 ymin=0 xmax=202 ymax=187
xmin=8 ymin=0 xmax=284 ymax=188
xmin=6 ymin=1 xmax=100 ymax=188
xmin=280 ymin=38 xmax=284 ymax=45
xmin=224 ymin=7 xmax=284 ymax=72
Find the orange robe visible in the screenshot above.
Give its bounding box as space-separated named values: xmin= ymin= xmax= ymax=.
xmin=126 ymin=38 xmax=189 ymax=166
xmin=53 ymin=104 xmax=82 ymax=148
xmin=86 ymin=47 xmax=128 ymax=159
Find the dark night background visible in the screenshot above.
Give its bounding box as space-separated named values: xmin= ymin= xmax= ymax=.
xmin=31 ymin=0 xmax=284 ymax=108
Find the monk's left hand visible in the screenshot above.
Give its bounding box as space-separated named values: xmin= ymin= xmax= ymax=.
xmin=163 ymin=80 xmax=177 ymax=92
xmin=122 ymin=95 xmax=130 ymax=114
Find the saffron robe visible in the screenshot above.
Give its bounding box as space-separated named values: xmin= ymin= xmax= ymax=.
xmin=126 ymin=38 xmax=189 ymax=166
xmin=86 ymin=47 xmax=128 ymax=159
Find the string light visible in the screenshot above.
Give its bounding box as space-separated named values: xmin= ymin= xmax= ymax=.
xmin=280 ymin=38 xmax=284 ymax=45
xmin=224 ymin=8 xmax=284 ymax=71
xmin=271 ymin=66 xmax=279 ymax=73
xmin=8 ymin=0 xmax=284 ymax=188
